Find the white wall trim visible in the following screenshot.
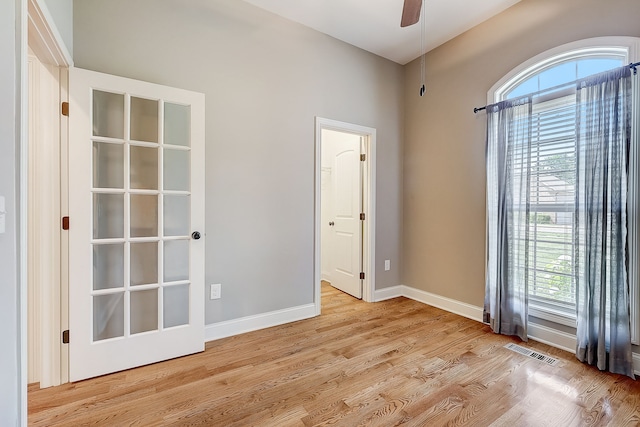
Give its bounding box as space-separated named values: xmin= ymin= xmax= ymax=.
xmin=401 ymin=285 xmax=484 ymax=322
xmin=25 ymin=0 xmax=71 ymax=391
xmin=634 ymin=353 xmax=640 ymax=376
xmin=27 ymin=54 xmax=63 ymax=389
xmin=27 ymin=54 xmax=41 ymax=386
xmin=28 ymin=0 xmax=72 ymax=67
xmin=205 ymin=304 xmax=316 ymax=342
xmin=528 ymin=304 xmax=576 ymax=328
xmin=58 ymin=68 xmax=69 ymax=385
xmin=374 ymin=285 xmax=403 ymax=302
xmin=526 ymin=323 xmax=576 ymax=353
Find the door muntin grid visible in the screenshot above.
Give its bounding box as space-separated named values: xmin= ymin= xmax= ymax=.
xmin=91 ymin=92 xmax=192 ymax=342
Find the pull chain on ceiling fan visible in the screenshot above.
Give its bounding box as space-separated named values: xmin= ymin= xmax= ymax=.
xmin=401 ymin=0 xmax=426 ymax=97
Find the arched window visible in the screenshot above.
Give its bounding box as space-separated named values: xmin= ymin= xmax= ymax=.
xmin=505 ymin=56 xmax=624 ymax=98
xmin=492 ymin=39 xmax=636 ymax=102
xmin=487 ymin=38 xmax=640 ymax=342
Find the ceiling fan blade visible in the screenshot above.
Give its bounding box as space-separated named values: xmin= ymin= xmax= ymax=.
xmin=400 ymin=0 xmax=422 ymax=27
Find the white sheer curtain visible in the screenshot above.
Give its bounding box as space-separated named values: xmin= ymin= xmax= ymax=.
xmin=575 ymin=66 xmax=635 ymax=378
xmin=484 ymin=66 xmax=635 ymax=378
xmin=484 ymin=97 xmax=533 ymax=342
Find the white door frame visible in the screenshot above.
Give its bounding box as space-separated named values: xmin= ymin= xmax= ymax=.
xmin=25 ymin=0 xmax=72 ymax=388
xmin=27 ymin=51 xmax=63 ymax=388
xmin=315 ymin=117 xmax=376 ymax=312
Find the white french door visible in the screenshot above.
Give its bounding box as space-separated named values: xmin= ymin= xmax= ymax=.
xmin=68 ymin=67 xmax=205 ymax=381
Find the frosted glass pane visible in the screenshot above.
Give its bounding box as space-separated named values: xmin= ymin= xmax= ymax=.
xmin=131 ymin=242 xmax=158 ymax=286
xmin=130 ymin=289 xmax=158 ymax=334
xmin=130 ymin=146 xmax=158 ymax=190
xmin=93 ymin=142 xmax=124 ymax=189
xmin=131 ymin=97 xmax=158 ymax=143
xmin=164 ymin=195 xmax=190 ymax=236
xmin=93 ymin=193 xmax=124 ymax=239
xmin=164 ymin=284 xmax=189 ymax=328
xmin=93 ymin=90 xmax=124 ymax=139
xmin=163 ymin=149 xmax=189 ymax=191
xmin=130 ymin=195 xmax=158 ymax=238
xmin=164 ymin=103 xmax=190 ymax=147
xmin=93 ymin=293 xmax=124 ymax=341
xmin=164 ymin=240 xmax=189 ymax=282
xmin=93 ymin=244 xmax=124 ymax=290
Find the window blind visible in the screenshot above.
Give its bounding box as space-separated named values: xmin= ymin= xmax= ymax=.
xmin=520 ymin=93 xmax=577 ymax=306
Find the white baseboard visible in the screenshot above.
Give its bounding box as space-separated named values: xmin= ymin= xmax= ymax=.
xmin=374 ymin=285 xmax=403 ymax=302
xmin=205 ymin=303 xmax=316 ymax=342
xmin=398 ymin=284 xmax=640 ymax=376
xmin=527 ymin=324 xmax=640 ymax=375
xmin=401 ymin=285 xmax=484 ymax=322
xmin=526 ymin=322 xmax=576 ymax=353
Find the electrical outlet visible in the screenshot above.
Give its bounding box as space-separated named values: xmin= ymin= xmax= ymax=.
xmin=385 ymin=260 xmax=391 ymax=271
xmin=210 ymin=284 xmax=221 ymax=300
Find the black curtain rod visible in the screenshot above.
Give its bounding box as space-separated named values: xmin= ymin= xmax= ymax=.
xmin=473 ymin=61 xmax=640 ymax=114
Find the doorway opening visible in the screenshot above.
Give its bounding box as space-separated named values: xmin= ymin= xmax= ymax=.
xmin=314 ymin=117 xmax=376 ymax=314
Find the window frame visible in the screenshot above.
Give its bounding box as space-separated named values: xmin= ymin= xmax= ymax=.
xmin=488 ymin=37 xmax=640 ymax=343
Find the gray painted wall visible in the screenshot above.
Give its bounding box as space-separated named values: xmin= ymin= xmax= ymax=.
xmin=1 ymin=0 xmax=24 ymax=423
xmin=42 ymin=0 xmax=72 ymax=56
xmin=74 ymin=0 xmax=404 ymax=324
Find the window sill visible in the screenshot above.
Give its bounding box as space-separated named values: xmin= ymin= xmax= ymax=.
xmin=529 ymin=302 xmax=576 ymax=328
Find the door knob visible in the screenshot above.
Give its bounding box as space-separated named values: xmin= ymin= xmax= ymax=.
xmin=329 ymin=221 xmax=335 ymax=226
xmin=192 ymin=231 xmax=201 ymax=240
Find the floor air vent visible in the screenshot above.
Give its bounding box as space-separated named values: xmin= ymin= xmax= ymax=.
xmin=504 ymin=343 xmax=559 ymax=366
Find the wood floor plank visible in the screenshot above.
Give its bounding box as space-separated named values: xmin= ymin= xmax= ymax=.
xmin=29 ymin=282 xmax=640 ymax=426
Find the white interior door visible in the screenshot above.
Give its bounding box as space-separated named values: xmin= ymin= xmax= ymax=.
xmin=324 ymin=130 xmax=363 ymax=299
xmin=320 ymin=165 xmax=333 ymax=282
xmin=68 ymin=67 xmax=205 ymax=381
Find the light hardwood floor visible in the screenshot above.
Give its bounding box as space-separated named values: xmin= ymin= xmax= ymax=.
xmin=29 ymin=283 xmax=640 ymax=426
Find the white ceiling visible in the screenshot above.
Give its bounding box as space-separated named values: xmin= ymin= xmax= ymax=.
xmin=242 ymin=0 xmax=522 ymax=65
